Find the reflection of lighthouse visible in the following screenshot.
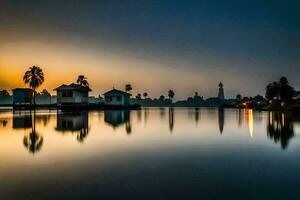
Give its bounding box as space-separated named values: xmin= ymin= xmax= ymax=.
xmin=218 ymin=82 xmax=225 ymax=100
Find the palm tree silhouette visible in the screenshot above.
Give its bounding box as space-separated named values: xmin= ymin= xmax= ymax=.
xmin=23 ymin=66 xmax=44 ymax=106
xmin=23 ymin=111 xmax=43 ymax=154
xmin=143 ymin=92 xmax=148 ymax=99
xmin=77 ymin=75 xmax=89 ymax=87
xmin=125 ymin=84 xmax=132 ymax=93
xmin=168 ymin=90 xmax=175 ymax=101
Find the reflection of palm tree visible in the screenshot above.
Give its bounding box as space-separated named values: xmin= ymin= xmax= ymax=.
xmin=137 ymin=110 xmax=142 ymax=122
xmin=23 ymin=66 xmax=45 ymax=105
xmin=23 ymin=111 xmax=43 ymax=154
xmin=169 ymin=108 xmax=174 ymax=133
xmin=144 ymin=108 xmax=149 ymax=124
xmin=2 ymin=120 xmax=8 ymax=127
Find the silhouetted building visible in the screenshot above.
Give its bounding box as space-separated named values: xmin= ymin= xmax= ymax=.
xmin=218 ymin=82 xmax=225 ymax=100
xmin=54 ymin=83 xmax=91 ymax=105
xmin=103 ymin=89 xmax=131 ymax=106
xmin=12 ymin=88 xmax=33 ymax=105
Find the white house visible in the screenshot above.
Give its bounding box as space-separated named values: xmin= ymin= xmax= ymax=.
xmin=54 ymin=83 xmax=91 ymax=105
xmin=103 ymin=89 xmax=131 ymax=106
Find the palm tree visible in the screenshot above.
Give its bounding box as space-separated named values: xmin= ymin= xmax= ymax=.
xmin=125 ymin=84 xmax=132 ymax=93
xmin=143 ymin=92 xmax=148 ymax=99
xmin=23 ymin=66 xmax=44 ymax=106
xmin=168 ymin=90 xmax=175 ymax=101
xmin=77 ymin=75 xmax=89 ymax=87
xmin=136 ymin=93 xmax=141 ymax=99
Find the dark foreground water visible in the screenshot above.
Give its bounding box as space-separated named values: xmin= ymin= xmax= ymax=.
xmin=0 ymin=108 xmax=300 ymax=200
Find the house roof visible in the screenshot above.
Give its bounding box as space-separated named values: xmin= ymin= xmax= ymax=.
xmin=103 ymin=89 xmax=131 ymax=96
xmin=12 ymin=88 xmax=33 ymax=92
xmin=54 ymin=83 xmax=92 ymax=92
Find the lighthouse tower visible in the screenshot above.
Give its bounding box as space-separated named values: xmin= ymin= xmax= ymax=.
xmin=218 ymin=82 xmax=225 ymax=100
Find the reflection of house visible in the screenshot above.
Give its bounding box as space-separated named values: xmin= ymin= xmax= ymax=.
xmin=56 ymin=112 xmax=88 ymax=132
xmin=12 ymin=88 xmax=33 ymax=105
xmin=104 ymin=110 xmax=129 ymax=128
xmin=13 ymin=114 xmax=32 ymax=129
xmin=54 ymin=84 xmax=91 ymax=105
xmin=169 ymin=108 xmax=174 ymax=132
xmin=103 ymin=89 xmax=131 ymax=106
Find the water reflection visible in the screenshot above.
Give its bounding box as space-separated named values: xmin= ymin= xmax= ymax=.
xmin=2 ymin=108 xmax=300 ymax=155
xmin=22 ymin=111 xmax=43 ymax=154
xmin=13 ymin=112 xmax=32 ymax=129
xmin=168 ymin=108 xmax=174 ymax=133
xmin=104 ymin=110 xmax=131 ymax=134
xmin=195 ymin=108 xmax=200 ymax=124
xmin=267 ymin=112 xmax=295 ymax=150
xmin=160 ymin=108 xmax=166 ymax=120
xmin=218 ymin=108 xmax=224 ymax=134
xmin=56 ymin=111 xmax=89 ymax=143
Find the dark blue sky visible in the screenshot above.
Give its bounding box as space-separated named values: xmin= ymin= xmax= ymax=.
xmin=0 ymin=0 xmax=299 ymax=98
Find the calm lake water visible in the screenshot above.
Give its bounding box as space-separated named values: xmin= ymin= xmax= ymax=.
xmin=0 ymin=108 xmax=300 ymax=200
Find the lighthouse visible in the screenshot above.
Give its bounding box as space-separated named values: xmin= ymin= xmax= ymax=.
xmin=218 ymin=82 xmax=225 ymax=100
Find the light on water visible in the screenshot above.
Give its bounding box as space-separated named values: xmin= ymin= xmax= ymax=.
xmin=0 ymin=108 xmax=300 ymax=199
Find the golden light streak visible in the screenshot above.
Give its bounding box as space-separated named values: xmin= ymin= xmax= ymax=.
xmin=248 ymin=109 xmax=253 ymax=138
xmin=281 ymin=113 xmax=285 ymax=127
xmin=270 ymin=112 xmax=273 ymax=126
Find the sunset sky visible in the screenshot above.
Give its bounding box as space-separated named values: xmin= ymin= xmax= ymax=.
xmin=0 ymin=0 xmax=299 ymax=99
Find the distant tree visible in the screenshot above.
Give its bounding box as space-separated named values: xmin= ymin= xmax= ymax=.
xmin=136 ymin=93 xmax=141 ymax=99
xmin=0 ymin=90 xmax=10 ymax=97
xmin=278 ymin=76 xmax=296 ymax=103
xmin=168 ymin=90 xmax=175 ymax=101
xmin=265 ymin=77 xmax=296 ymax=104
xmin=23 ymin=66 xmax=45 ymax=105
xmin=236 ymin=94 xmax=242 ymax=101
xmin=77 ymin=75 xmax=89 ymax=87
xmin=40 ymin=89 xmax=51 ymax=104
xmin=125 ymin=84 xmax=132 ymax=93
xmin=296 ymin=91 xmax=300 ymax=99
xmin=143 ymin=92 xmax=148 ymax=99
xmin=159 ymin=95 xmax=165 ymax=101
xmin=40 ymin=89 xmax=51 ymax=96
xmin=266 ymin=81 xmax=280 ymax=101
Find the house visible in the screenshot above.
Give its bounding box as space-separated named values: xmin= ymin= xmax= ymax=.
xmin=54 ymin=83 xmax=91 ymax=105
xmin=103 ymin=89 xmax=131 ymax=106
xmin=12 ymin=88 xmax=33 ymax=105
